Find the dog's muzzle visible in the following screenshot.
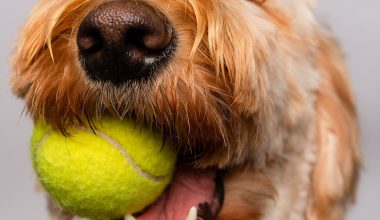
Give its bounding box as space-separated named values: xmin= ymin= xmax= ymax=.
xmin=77 ymin=0 xmax=176 ymax=85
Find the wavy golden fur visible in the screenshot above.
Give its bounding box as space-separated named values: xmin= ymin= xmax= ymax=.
xmin=11 ymin=0 xmax=360 ymax=219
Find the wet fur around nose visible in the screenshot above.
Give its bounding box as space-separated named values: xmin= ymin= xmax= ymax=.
xmin=11 ymin=0 xmax=360 ymax=219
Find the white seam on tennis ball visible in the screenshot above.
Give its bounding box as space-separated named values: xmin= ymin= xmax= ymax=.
xmin=36 ymin=130 xmax=167 ymax=182
xmin=93 ymin=129 xmax=168 ymax=182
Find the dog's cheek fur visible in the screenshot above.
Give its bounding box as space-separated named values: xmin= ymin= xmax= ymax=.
xmin=151 ymin=0 xmax=284 ymax=168
xmin=11 ymin=0 xmax=102 ymax=130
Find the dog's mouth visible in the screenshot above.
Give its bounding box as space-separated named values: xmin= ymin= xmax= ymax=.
xmin=134 ymin=167 xmax=224 ymax=220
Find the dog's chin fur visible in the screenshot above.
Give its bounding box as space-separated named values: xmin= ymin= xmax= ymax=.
xmin=11 ymin=0 xmax=360 ymax=219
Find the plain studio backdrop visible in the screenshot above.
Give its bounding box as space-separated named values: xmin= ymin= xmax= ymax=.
xmin=0 ymin=1 xmax=378 ymax=219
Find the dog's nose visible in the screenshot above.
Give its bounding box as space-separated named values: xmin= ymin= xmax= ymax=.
xmin=77 ymin=0 xmax=175 ymax=85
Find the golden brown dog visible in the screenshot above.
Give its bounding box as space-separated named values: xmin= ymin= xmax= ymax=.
xmin=11 ymin=0 xmax=360 ymax=219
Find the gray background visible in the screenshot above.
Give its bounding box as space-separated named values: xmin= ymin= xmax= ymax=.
xmin=0 ymin=0 xmax=378 ymax=219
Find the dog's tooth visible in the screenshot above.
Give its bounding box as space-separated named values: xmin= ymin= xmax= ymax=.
xmin=125 ymin=215 xmax=137 ymax=220
xmin=185 ymin=206 xmax=197 ymax=220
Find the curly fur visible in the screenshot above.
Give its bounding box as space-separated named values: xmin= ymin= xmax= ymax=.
xmin=11 ymin=0 xmax=360 ymax=219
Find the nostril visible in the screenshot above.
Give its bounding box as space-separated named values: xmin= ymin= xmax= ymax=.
xmin=124 ymin=26 xmax=173 ymax=56
xmin=142 ymin=26 xmax=173 ymax=51
xmin=77 ymin=0 xmax=176 ymax=85
xmin=77 ymin=33 xmax=103 ymax=54
xmin=125 ymin=28 xmax=156 ymax=54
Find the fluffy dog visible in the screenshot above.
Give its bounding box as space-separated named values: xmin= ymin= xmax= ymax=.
xmin=11 ymin=0 xmax=360 ymax=219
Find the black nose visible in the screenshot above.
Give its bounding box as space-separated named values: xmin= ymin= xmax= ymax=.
xmin=77 ymin=0 xmax=175 ymax=85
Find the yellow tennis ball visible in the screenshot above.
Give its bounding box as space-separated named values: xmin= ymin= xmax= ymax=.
xmin=31 ymin=116 xmax=177 ymax=220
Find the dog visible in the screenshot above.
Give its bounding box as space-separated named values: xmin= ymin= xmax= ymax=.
xmin=11 ymin=0 xmax=361 ymax=219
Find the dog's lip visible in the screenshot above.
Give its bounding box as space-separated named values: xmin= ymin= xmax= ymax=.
xmin=135 ymin=167 xmax=224 ymax=220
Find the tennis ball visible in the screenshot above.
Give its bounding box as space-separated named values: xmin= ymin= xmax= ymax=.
xmin=31 ymin=116 xmax=177 ymax=220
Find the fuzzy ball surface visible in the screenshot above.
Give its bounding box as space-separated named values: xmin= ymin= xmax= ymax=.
xmin=31 ymin=117 xmax=177 ymax=220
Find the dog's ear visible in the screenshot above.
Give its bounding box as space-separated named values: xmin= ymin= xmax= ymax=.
xmin=309 ymin=32 xmax=361 ymax=219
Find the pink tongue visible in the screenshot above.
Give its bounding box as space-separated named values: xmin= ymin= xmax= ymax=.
xmin=138 ymin=169 xmax=216 ymax=220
